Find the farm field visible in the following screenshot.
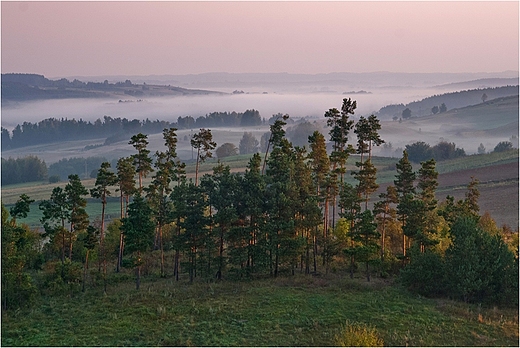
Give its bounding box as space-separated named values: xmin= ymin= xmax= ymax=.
xmin=1 ymin=274 xmax=518 ymax=347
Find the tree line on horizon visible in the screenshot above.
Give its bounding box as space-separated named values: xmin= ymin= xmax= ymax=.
xmin=2 ymin=98 xmax=518 ymax=312
xmin=1 ymin=109 xmax=263 ymax=151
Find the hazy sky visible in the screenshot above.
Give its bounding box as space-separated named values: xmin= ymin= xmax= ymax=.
xmin=1 ymin=1 xmax=518 ymax=78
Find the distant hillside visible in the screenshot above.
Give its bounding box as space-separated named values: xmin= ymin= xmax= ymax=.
xmin=376 ymin=85 xmax=519 ymax=119
xmin=62 ymin=71 xmax=519 ymax=90
xmin=433 ymin=77 xmax=519 ymax=90
xmin=1 ymin=73 xmax=224 ymax=104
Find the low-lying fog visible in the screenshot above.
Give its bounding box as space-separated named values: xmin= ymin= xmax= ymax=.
xmin=1 ymin=88 xmax=438 ymax=130
xmin=2 ymin=86 xmax=517 ymax=164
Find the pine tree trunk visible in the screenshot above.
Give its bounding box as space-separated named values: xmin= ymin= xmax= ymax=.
xmin=136 ymin=251 xmax=141 ymax=290
xmin=82 ymin=250 xmax=89 ymax=292
xmin=117 ymin=231 xmax=123 ymax=273
xmin=159 ymin=224 xmax=164 ymax=277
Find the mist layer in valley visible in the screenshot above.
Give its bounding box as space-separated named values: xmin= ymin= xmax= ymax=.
xmin=1 ymin=72 xmax=518 ymax=165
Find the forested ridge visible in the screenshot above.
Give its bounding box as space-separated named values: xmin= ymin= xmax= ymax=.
xmin=2 ymin=98 xmax=518 ymax=346
xmin=377 ymin=85 xmax=519 ymax=119
xmin=1 ymin=110 xmax=262 ymax=150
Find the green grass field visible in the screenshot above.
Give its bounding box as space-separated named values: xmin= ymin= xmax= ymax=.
xmin=1 ymin=274 xmax=518 ymax=346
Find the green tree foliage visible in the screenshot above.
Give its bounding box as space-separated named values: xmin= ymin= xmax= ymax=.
xmin=265 ymin=136 xmax=300 ymax=277
xmin=405 ymin=142 xmax=433 ymax=163
xmin=431 ymin=141 xmax=465 ymax=161
xmin=90 ymin=162 xmax=118 ymax=291
xmin=262 ymin=114 xmax=289 ymax=174
xmin=1 ymin=155 xmax=48 ymax=185
xmin=374 ymin=186 xmax=398 ymax=263
xmin=39 ymin=186 xmax=70 ymax=262
xmin=215 ymin=142 xmax=238 ymax=159
xmin=1 ymin=204 xmax=38 ymax=309
xmin=286 ymin=121 xmax=319 ymax=148
xmin=493 ymin=141 xmax=513 ymax=152
xmin=191 ymin=128 xmax=216 ymax=185
xmin=129 ymin=133 xmax=153 ymax=191
xmin=349 ymin=210 xmax=380 ymax=281
xmin=308 ymin=130 xmax=331 ymax=272
xmin=178 ymin=183 xmax=210 ymax=282
xmin=240 ymin=109 xmax=262 ymax=127
xmin=65 ymin=174 xmax=89 ymax=261
xmin=81 ymin=225 xmax=99 ymax=292
xmin=239 ymin=132 xmax=259 ymax=154
xmin=399 ymin=246 xmax=446 ymax=297
xmin=201 ymin=164 xmax=239 ymax=280
xmin=445 ymin=217 xmax=518 ymax=304
xmin=120 ymin=193 xmax=155 ymax=290
xmin=394 ymin=150 xmax=416 ymax=256
xmin=9 ymin=194 xmax=35 ymax=226
xmin=235 ymin=153 xmax=267 ymax=276
xmin=48 ymin=156 xmax=107 ymax=181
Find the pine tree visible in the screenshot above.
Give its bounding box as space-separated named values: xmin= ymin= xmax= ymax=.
xmin=262 ymin=114 xmax=289 ymax=174
xmin=129 ymin=133 xmax=153 ymax=191
xmin=394 ymin=150 xmax=416 ymax=256
xmin=120 ymin=193 xmax=155 ymax=290
xmin=240 ymin=153 xmax=266 ymax=275
xmin=201 ymin=163 xmax=238 ymax=280
xmin=39 ymin=186 xmax=69 ymax=263
xmin=180 ymin=182 xmax=210 ymax=282
xmin=115 ymin=156 xmax=136 ymax=272
xmin=9 ymin=194 xmax=34 ymax=227
xmin=90 ymin=162 xmax=118 ymax=292
xmin=307 ymin=131 xmax=330 ymax=272
xmin=191 ymin=128 xmax=216 ymax=186
xmin=374 ymin=185 xmax=398 ymax=262
xmin=416 ymin=159 xmax=439 ymax=251
xmin=65 ymin=174 xmax=89 ymax=261
xmin=293 ymin=146 xmax=322 ymax=274
xmin=265 ymin=137 xmax=299 ymax=277
xmin=82 ymin=225 xmax=99 ymax=292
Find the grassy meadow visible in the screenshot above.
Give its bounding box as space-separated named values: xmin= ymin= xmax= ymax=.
xmin=2 ymin=274 xmax=518 ymax=347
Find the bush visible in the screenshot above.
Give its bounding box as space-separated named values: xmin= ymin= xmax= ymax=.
xmin=445 ymin=217 xmax=518 ymax=305
xmin=334 ymin=321 xmax=384 ymax=347
xmin=399 ymin=246 xmax=446 ymax=297
xmin=41 ymin=260 xmax=83 ymax=295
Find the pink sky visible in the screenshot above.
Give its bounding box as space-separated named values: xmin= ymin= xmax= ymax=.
xmin=1 ymin=1 xmax=518 ymax=77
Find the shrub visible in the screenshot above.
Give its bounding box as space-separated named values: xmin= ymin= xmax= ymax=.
xmin=41 ymin=260 xmax=83 ymax=295
xmin=399 ymin=246 xmax=446 ymax=297
xmin=445 ymin=217 xmax=518 ymax=305
xmin=334 ymin=321 xmax=384 ymax=347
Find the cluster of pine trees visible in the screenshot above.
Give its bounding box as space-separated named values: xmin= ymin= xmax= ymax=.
xmin=2 ymin=98 xmax=518 ymax=311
